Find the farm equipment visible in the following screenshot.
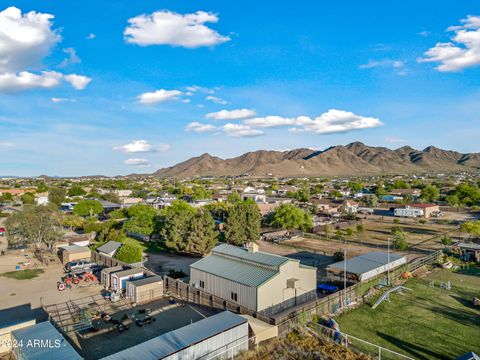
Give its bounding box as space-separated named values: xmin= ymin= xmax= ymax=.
xmin=79 ymin=272 xmax=98 ymax=283
xmin=57 ymin=273 xmax=80 ymax=291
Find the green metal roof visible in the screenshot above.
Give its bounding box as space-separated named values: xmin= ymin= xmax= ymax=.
xmin=190 ymin=254 xmax=278 ymax=287
xmin=212 ymin=243 xmax=290 ymax=268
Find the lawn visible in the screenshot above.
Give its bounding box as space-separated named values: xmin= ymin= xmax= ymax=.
xmin=124 ymin=237 xmax=167 ymax=254
xmin=0 ymin=268 xmax=45 ymax=280
xmin=336 ymin=269 xmax=480 ymax=360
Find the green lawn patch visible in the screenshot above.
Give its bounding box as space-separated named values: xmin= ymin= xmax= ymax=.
xmin=124 ymin=237 xmax=167 ymax=254
xmin=336 ymin=269 xmax=480 ymax=360
xmin=0 ymin=268 xmax=45 ymax=280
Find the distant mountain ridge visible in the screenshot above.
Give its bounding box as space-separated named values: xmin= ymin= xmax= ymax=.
xmin=152 ymin=142 xmax=480 ymax=178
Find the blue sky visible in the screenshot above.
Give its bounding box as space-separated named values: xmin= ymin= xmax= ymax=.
xmin=0 ymin=1 xmax=479 ymax=176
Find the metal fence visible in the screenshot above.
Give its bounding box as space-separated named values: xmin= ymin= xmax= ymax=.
xmin=308 ymin=322 xmax=414 ymax=360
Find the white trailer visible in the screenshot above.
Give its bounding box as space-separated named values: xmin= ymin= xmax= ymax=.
xmin=394 ymin=207 xmax=423 ymax=218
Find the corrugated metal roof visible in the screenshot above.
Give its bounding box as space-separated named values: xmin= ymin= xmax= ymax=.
xmin=213 ymin=243 xmax=290 ymax=268
xmin=12 ymin=321 xmax=82 ymax=360
xmin=127 ymin=275 xmax=162 ymax=287
xmin=97 ymin=241 xmax=122 ymax=254
xmin=327 ymin=252 xmax=406 ymax=275
xmin=457 ymin=242 xmax=480 ymax=250
xmin=191 ymin=254 xmax=278 ymax=287
xmin=101 ymin=311 xmax=247 ymax=360
xmin=62 ymin=244 xmax=90 ymax=254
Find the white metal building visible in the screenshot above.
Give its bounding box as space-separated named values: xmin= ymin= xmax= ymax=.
xmin=327 ymin=251 xmax=407 ymax=282
xmin=190 ymin=243 xmax=317 ymax=314
xmin=100 ymin=311 xmax=248 ymax=360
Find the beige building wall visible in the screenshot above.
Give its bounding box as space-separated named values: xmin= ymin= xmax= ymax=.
xmin=257 ymin=262 xmax=316 ymax=312
xmin=62 ymin=249 xmax=91 ymax=263
xmin=190 ymin=268 xmax=257 ymax=310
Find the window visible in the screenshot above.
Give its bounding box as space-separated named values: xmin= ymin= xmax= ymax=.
xmin=199 ymin=280 xmax=205 ymax=289
xmin=230 ymin=292 xmax=238 ymax=302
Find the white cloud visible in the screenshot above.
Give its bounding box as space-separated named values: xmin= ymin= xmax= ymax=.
xmin=0 ymin=7 xmax=91 ymax=92
xmin=186 ymin=85 xmax=215 ymax=94
xmin=51 ymin=97 xmax=76 ymax=103
xmin=244 ymin=115 xmax=296 ymax=128
xmin=0 ymin=71 xmax=91 ymax=92
xmin=206 ymin=95 xmax=228 ymax=105
xmin=186 ymin=122 xmax=218 ymax=133
xmin=419 ymin=15 xmax=480 ymax=72
xmin=114 ymin=140 xmax=154 ymax=153
xmin=298 ymin=109 xmax=383 ymax=134
xmin=223 ymin=123 xmax=264 ymax=137
xmin=0 ymin=71 xmax=62 ymax=91
xmin=243 ymin=109 xmax=383 ymax=134
xmin=86 ymin=33 xmax=96 ymax=40
xmin=124 ymin=10 xmax=230 ymax=48
xmin=359 ymin=59 xmax=407 ymax=75
xmin=0 ymin=7 xmax=61 ymax=72
xmin=124 ymin=158 xmax=150 ymax=167
xmin=60 ymin=47 xmax=81 ymax=67
xmin=138 ymin=89 xmax=183 ymax=104
xmin=206 ymin=109 xmax=256 ymax=120
xmin=63 ymin=74 xmax=91 ymax=90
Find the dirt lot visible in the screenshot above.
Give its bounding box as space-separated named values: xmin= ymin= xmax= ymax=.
xmin=143 ymin=251 xmax=199 ymax=276
xmin=0 ymin=250 xmax=102 ymax=311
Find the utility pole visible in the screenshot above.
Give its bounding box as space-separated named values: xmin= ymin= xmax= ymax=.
xmin=387 ymin=237 xmax=391 ymax=286
xmin=343 ymin=238 xmax=347 ymax=307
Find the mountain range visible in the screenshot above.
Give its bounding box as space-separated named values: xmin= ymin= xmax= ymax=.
xmin=152 ymin=142 xmax=480 ymax=178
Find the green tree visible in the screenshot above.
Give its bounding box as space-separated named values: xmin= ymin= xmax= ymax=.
xmin=440 ymin=234 xmax=452 ymax=247
xmin=445 ymin=195 xmax=460 ymax=207
xmin=421 ymin=185 xmax=439 ymax=203
xmin=73 ymin=200 xmax=103 ymax=217
xmin=123 ymin=204 xmax=157 ymax=237
xmin=0 ymin=192 xmax=13 ymax=203
xmin=192 ymin=185 xmax=211 ymax=200
xmin=271 ymin=204 xmax=312 ymax=231
xmin=36 ymin=183 xmax=48 ymax=193
xmin=21 ymin=192 xmax=35 ymax=205
xmin=61 ymin=214 xmax=84 ymax=230
xmin=224 ymin=202 xmax=261 ymax=245
xmin=114 ymin=243 xmax=142 ymax=263
xmin=184 ymin=210 xmax=218 ymax=255
xmin=67 ymin=186 xmax=86 ymax=197
xmin=48 ymin=187 xmax=66 ymax=207
xmin=108 ymin=208 xmax=127 ymax=219
xmin=227 ymin=192 xmax=242 ymax=204
xmin=348 ymin=182 xmax=363 ymax=193
xmin=364 ymin=194 xmax=378 ymax=208
xmin=392 ymin=228 xmax=408 ymax=251
xmin=5 ymin=205 xmax=61 ymax=250
xmin=460 ymin=220 xmax=480 ymax=239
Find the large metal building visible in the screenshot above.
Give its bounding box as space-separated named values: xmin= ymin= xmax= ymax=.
xmin=190 ymin=243 xmax=317 ymax=314
xmin=100 ymin=311 xmax=248 ymax=360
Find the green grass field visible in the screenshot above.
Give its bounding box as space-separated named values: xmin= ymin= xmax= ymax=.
xmin=336 ymin=269 xmax=480 ymax=360
xmin=0 ymin=268 xmax=45 ymax=280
